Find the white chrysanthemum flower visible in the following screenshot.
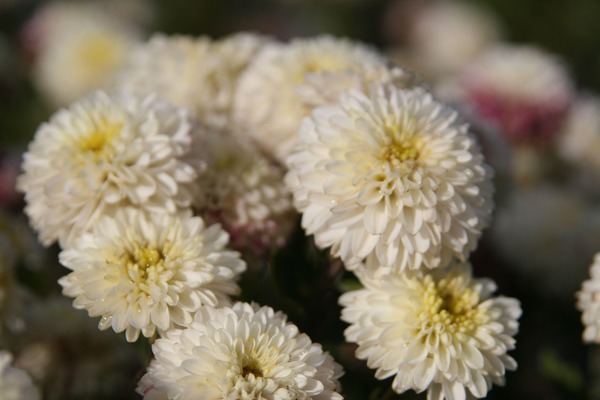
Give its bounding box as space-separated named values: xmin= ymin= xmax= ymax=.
xmin=58 ymin=207 xmax=246 ymax=342
xmin=233 ymin=35 xmax=390 ymax=162
xmin=114 ymin=32 xmax=269 ymax=129
xmin=458 ymin=44 xmax=574 ymax=143
xmin=137 ymin=302 xmax=343 ymax=400
xmin=17 ymin=90 xmax=200 ymax=248
xmin=30 ymin=2 xmax=140 ymax=106
xmin=491 ymin=185 xmax=600 ymax=298
xmin=193 ymin=131 xmax=295 ymax=258
xmin=286 ymin=85 xmax=493 ymax=272
xmin=0 ymin=351 xmax=40 ymax=400
xmin=577 ymin=253 xmax=600 ymax=343
xmin=340 ymin=262 xmax=521 ymax=400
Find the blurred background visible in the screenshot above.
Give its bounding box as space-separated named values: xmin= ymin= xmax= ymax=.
xmin=2 ymin=0 xmax=600 ymax=146
xmin=1 ymin=0 xmax=600 ymax=399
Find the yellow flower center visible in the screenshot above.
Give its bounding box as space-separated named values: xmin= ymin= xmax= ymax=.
xmin=386 ymin=138 xmax=421 ymax=164
xmin=381 ymin=118 xmax=424 ymax=168
xmin=241 ymin=357 xmax=264 ymax=378
xmin=123 ymin=243 xmax=168 ymax=282
xmin=233 ymin=336 xmax=284 ymax=381
xmin=78 ymin=119 xmax=123 ymax=162
xmin=419 ymin=274 xmax=485 ymax=334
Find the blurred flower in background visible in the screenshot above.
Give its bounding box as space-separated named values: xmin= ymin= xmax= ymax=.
xmin=233 ymin=34 xmax=389 ymax=162
xmin=114 ymin=32 xmax=270 ymax=130
xmin=491 ymin=184 xmax=600 ymax=298
xmin=22 ymin=0 xmax=146 ymax=106
xmin=191 ymin=129 xmax=296 ymax=266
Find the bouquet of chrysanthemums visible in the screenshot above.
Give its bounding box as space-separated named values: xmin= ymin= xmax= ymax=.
xmin=4 ymin=0 xmax=600 ymax=399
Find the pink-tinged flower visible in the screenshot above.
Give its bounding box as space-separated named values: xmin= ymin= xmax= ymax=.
xmin=459 ymin=45 xmax=574 ymax=144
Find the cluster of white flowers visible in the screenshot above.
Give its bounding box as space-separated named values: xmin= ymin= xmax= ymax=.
xmin=272 ymin=29 xmax=520 ymax=400
xmin=17 ymin=24 xmax=522 ymax=399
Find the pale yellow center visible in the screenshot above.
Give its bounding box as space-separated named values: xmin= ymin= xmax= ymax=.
xmin=78 ymin=119 xmax=122 ymax=162
xmin=241 ymin=357 xmax=264 ymax=378
xmin=234 ymin=337 xmax=283 ymax=381
xmin=381 ymin=119 xmax=424 ymax=168
xmin=123 ymin=244 xmax=169 ymax=283
xmin=419 ymin=274 xmax=485 ymax=334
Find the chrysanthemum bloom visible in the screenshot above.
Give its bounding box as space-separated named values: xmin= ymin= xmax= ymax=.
xmin=17 ymin=90 xmax=200 ymax=248
xmin=58 ymin=207 xmax=246 ymax=342
xmin=28 ymin=2 xmax=140 ymax=106
xmin=137 ymin=302 xmax=343 ymax=399
xmin=233 ymin=35 xmax=390 ymax=162
xmin=577 ymin=253 xmax=600 ymax=343
xmin=490 ymin=185 xmax=599 ymax=298
xmin=458 ymin=44 xmax=574 ymax=144
xmin=339 ymin=262 xmax=521 ymax=399
xmin=286 ymin=85 xmax=493 ymax=272
xmin=114 ymin=32 xmax=270 ymax=129
xmin=0 ymin=351 xmax=40 ymax=400
xmin=192 ymin=131 xmax=295 ymax=260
